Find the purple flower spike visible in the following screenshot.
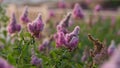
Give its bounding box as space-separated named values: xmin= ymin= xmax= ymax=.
xmin=59 ymin=12 xmax=71 ymax=28
xmin=39 ymin=39 xmax=49 ymax=51
xmin=20 ymin=6 xmax=30 ymax=23
xmin=94 ymin=4 xmax=101 ymax=12
xmin=31 ymin=55 xmax=42 ymax=67
xmin=68 ymin=36 xmax=79 ymax=50
xmin=69 ymin=26 xmax=80 ymax=36
xmin=65 ymin=26 xmax=80 ymax=51
xmin=0 ymin=57 xmax=14 ymax=68
xmin=28 ymin=14 xmax=44 ymax=38
xmin=72 ymin=3 xmax=84 ymax=19
xmin=54 ymin=32 xmax=66 ymax=48
xmin=7 ymin=13 xmax=21 ymax=34
xmin=56 ymin=13 xmax=71 ymax=34
xmin=108 ymin=40 xmax=116 ymax=56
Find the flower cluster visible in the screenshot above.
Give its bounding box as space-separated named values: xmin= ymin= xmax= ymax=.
xmin=31 ymin=48 xmax=43 ymax=68
xmin=72 ymin=3 xmax=84 ymax=19
xmin=56 ymin=13 xmax=71 ymax=34
xmin=54 ymin=13 xmax=80 ymax=51
xmin=27 ymin=14 xmax=44 ymax=38
xmin=31 ymin=55 xmax=42 ymax=68
xmin=7 ymin=13 xmax=21 ymax=35
xmin=20 ymin=6 xmax=30 ymax=24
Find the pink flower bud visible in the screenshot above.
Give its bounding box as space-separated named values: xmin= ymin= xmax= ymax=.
xmin=72 ymin=3 xmax=84 ymax=19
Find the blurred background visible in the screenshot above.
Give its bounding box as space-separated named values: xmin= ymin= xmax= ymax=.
xmin=0 ymin=0 xmax=120 ymax=22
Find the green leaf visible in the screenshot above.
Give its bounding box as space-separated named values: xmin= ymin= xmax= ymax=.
xmin=7 ymin=54 xmax=16 ymax=65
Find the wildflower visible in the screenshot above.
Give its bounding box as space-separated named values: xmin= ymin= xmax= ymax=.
xmin=72 ymin=3 xmax=84 ymax=19
xmin=57 ymin=12 xmax=71 ymax=34
xmin=27 ymin=14 xmax=44 ymax=38
xmin=7 ymin=13 xmax=21 ymax=34
xmin=108 ymin=40 xmax=116 ymax=56
xmin=31 ymin=55 xmax=42 ymax=68
xmin=39 ymin=38 xmax=50 ymax=51
xmin=20 ymin=6 xmax=30 ymax=24
xmin=54 ymin=32 xmax=66 ymax=48
xmin=94 ymin=4 xmax=101 ymax=12
xmin=101 ymin=45 xmax=120 ymax=68
xmin=64 ymin=26 xmax=80 ymax=51
xmin=0 ymin=57 xmax=14 ymax=68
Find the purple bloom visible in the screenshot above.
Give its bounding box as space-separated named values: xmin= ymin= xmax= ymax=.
xmin=67 ymin=36 xmax=79 ymax=50
xmin=7 ymin=13 xmax=21 ymax=34
xmin=69 ymin=26 xmax=80 ymax=36
xmin=39 ymin=39 xmax=49 ymax=51
xmin=108 ymin=40 xmax=116 ymax=56
xmin=27 ymin=14 xmax=44 ymax=38
xmin=58 ymin=12 xmax=71 ymax=28
xmin=54 ymin=32 xmax=66 ymax=48
xmin=100 ymin=45 xmax=120 ymax=68
xmin=49 ymin=10 xmax=55 ymax=18
xmin=54 ymin=26 xmax=80 ymax=51
xmin=64 ymin=26 xmax=80 ymax=51
xmin=56 ymin=13 xmax=71 ymax=34
xmin=58 ymin=0 xmax=66 ymax=9
xmin=81 ymin=54 xmax=87 ymax=62
xmin=72 ymin=3 xmax=84 ymax=19
xmin=31 ymin=55 xmax=42 ymax=67
xmin=20 ymin=6 xmax=30 ymax=24
xmin=0 ymin=57 xmax=14 ymax=68
xmin=94 ymin=4 xmax=101 ymax=12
